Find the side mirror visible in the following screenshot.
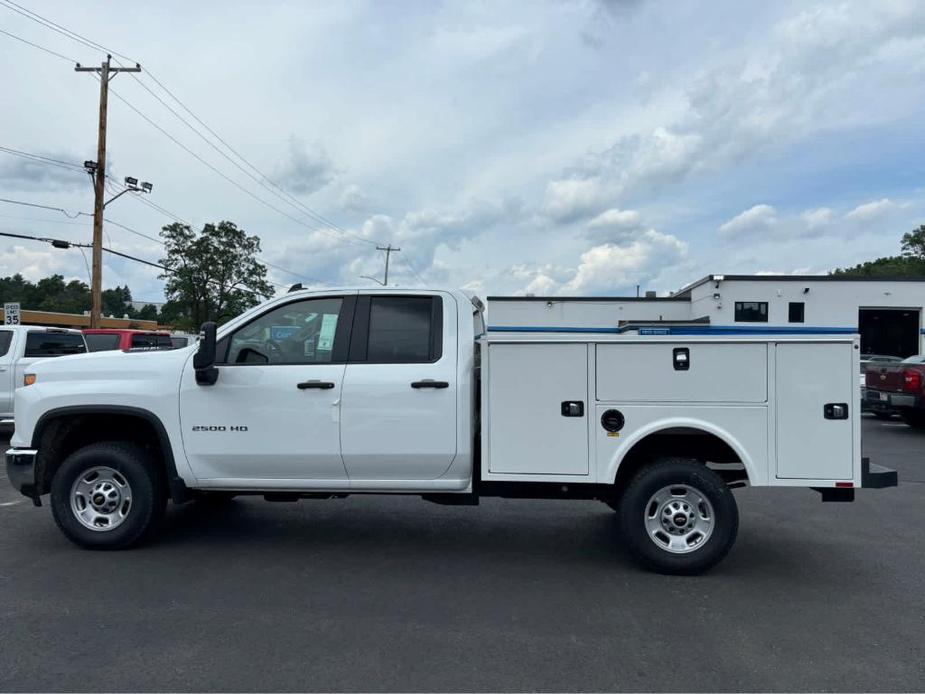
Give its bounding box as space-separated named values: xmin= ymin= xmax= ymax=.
xmin=194 ymin=322 xmax=219 ymax=385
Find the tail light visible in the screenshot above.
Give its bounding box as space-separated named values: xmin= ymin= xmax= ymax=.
xmin=902 ymin=369 xmax=922 ymax=393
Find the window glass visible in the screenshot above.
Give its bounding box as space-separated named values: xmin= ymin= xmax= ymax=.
xmin=734 ymin=301 xmax=768 ymax=323
xmin=24 ymin=332 xmax=86 ymax=357
xmin=129 ymin=334 xmax=173 ymax=351
xmin=367 ymin=296 xmax=436 ymax=363
xmin=170 ymin=337 xmax=189 ymax=348
xmin=85 ymin=333 xmax=121 ymax=352
xmin=788 ymin=302 xmax=805 ymax=323
xmin=0 ymin=330 xmax=12 ymax=357
xmin=226 ymin=297 xmax=343 ymax=364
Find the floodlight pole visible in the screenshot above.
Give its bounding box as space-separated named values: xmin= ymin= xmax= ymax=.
xmin=375 ymin=244 xmax=401 ymax=286
xmin=75 ymin=54 xmax=142 ymax=327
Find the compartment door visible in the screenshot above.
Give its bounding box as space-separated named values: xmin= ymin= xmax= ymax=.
xmin=776 ymin=343 xmax=854 ymax=480
xmin=487 ymin=343 xmax=589 ymax=475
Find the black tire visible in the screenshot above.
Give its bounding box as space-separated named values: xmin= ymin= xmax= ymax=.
xmin=50 ymin=442 xmax=166 ymax=549
xmin=900 ymin=410 xmax=925 ymax=429
xmin=618 ymin=458 xmax=738 ymax=575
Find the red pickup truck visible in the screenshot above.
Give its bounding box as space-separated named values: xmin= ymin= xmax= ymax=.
xmin=864 ymin=355 xmax=925 ymax=428
xmin=82 ymin=329 xmax=174 ymax=353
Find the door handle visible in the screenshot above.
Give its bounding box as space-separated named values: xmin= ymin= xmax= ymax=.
xmin=411 ymin=379 xmax=449 ymax=389
xmin=297 ymin=380 xmax=335 ymax=390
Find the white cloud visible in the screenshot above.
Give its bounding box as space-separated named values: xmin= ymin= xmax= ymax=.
xmin=563 ymin=229 xmax=688 ymax=294
xmin=541 ymin=177 xmax=612 ymax=223
xmin=2 ymin=1 xmax=924 ymax=303
xmin=801 ymin=207 xmax=834 ymax=229
xmin=587 ymin=208 xmax=640 ymax=229
xmin=718 ymin=204 xmax=778 ymax=236
xmin=845 ymin=198 xmax=895 ymax=222
xmin=585 ymin=207 xmax=644 ymax=245
xmin=338 ymin=184 xmax=371 ymax=213
xmin=275 ymin=137 xmax=336 ymax=196
xmin=490 ymin=227 xmax=688 ymax=296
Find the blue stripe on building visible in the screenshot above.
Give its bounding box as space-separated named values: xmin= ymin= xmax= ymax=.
xmin=487 ymin=325 xmax=858 ymax=335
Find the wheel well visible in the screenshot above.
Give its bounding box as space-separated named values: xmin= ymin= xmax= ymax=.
xmin=613 ymin=427 xmax=748 ymax=489
xmin=35 ymin=412 xmax=170 ymax=497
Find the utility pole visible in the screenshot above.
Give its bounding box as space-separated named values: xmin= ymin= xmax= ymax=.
xmin=375 ymin=244 xmax=401 ymax=286
xmin=75 ymin=54 xmax=141 ymax=327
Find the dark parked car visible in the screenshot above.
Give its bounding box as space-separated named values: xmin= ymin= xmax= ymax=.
xmin=864 ymin=355 xmax=925 ymax=428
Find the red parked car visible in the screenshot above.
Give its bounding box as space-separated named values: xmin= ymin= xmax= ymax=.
xmin=82 ymin=329 xmax=174 ymax=353
xmin=864 ymin=355 xmax=925 ymax=428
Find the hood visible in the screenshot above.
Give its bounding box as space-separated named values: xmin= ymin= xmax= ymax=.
xmin=27 ymin=344 xmax=195 ymax=381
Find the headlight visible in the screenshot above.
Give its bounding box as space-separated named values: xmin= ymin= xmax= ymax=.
xmin=23 ymin=374 xmax=36 ymax=386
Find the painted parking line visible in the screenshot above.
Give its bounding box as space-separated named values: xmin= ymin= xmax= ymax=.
xmin=0 ymin=500 xmax=22 ymax=507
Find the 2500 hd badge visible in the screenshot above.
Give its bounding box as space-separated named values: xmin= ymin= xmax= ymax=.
xmin=191 ymin=425 xmax=249 ymax=432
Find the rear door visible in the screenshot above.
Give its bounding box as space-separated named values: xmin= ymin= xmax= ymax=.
xmin=339 ymin=293 xmax=458 ymax=481
xmin=0 ymin=330 xmax=15 ymax=414
xmin=776 ymin=342 xmax=854 ymax=480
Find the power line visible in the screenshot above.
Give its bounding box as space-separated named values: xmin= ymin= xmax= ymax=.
xmin=398 ymin=256 xmax=428 ymax=285
xmin=0 ymin=228 xmax=274 ymax=300
xmin=101 ymin=181 xmax=313 ymax=287
xmin=0 ymin=196 xmax=89 ymax=218
xmin=2 ymin=5 xmax=361 ymax=291
xmin=0 ymin=26 xmax=76 ymax=62
xmin=0 ymin=0 xmax=110 ymax=58
xmin=0 ymin=144 xmax=84 ymax=171
xmin=0 ymin=1 xmax=385 ymax=251
xmin=0 ymin=213 xmax=87 ymax=226
xmin=125 ymin=69 xmax=379 ymax=247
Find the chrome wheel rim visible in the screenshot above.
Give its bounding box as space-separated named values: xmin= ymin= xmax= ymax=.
xmin=70 ymin=466 xmax=133 ymax=532
xmin=644 ymin=484 xmax=714 ymax=554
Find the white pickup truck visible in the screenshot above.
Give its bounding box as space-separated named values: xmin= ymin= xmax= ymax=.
xmin=0 ymin=325 xmax=86 ymax=424
xmin=5 ymin=288 xmax=897 ymax=573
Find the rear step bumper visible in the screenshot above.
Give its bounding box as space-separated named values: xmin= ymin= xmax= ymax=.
xmin=815 ymin=457 xmax=897 ymax=501
xmin=862 ymin=457 xmax=898 ymax=489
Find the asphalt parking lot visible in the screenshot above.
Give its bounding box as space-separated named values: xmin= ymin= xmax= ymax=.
xmin=0 ymin=416 xmax=923 ymax=692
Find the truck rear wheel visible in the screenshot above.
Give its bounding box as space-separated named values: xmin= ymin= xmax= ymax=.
xmin=618 ymin=458 xmax=738 ymax=575
xmin=50 ymin=442 xmax=165 ymax=549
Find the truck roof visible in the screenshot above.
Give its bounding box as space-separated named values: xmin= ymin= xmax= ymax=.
xmin=1 ymin=325 xmax=82 ymax=334
xmin=82 ymin=328 xmax=170 ymax=336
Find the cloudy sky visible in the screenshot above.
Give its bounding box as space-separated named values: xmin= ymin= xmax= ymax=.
xmin=1 ymin=0 xmax=923 ymax=302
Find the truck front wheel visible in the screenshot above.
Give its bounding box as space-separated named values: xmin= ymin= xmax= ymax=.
xmin=50 ymin=442 xmax=165 ymax=549
xmin=618 ymin=458 xmax=738 ymax=575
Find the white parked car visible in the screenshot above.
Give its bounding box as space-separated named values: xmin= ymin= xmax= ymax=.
xmin=5 ymin=288 xmax=897 ymax=574
xmin=0 ymin=325 xmax=86 ymax=423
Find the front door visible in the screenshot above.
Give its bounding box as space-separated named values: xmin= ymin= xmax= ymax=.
xmin=340 ymin=293 xmax=458 ymax=481
xmin=179 ymin=295 xmax=354 ymax=485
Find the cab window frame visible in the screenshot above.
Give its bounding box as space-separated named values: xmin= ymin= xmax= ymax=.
xmin=348 ymin=294 xmax=443 ymax=364
xmin=0 ymin=329 xmax=13 ymax=357
xmin=216 ymin=294 xmax=356 ymax=366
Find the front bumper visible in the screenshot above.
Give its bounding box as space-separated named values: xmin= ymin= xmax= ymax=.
xmin=5 ymin=448 xmax=40 ymax=505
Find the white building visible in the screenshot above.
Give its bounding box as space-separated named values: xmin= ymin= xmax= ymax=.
xmin=487 ymin=274 xmax=925 ymax=357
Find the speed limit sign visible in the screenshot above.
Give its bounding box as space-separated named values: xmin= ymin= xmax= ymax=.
xmin=4 ymin=302 xmax=20 ymax=325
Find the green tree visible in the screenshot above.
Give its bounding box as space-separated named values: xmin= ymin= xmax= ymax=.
xmin=832 ymin=224 xmax=925 ymax=278
xmin=101 ymin=285 xmax=135 ymax=318
xmin=159 ymin=220 xmax=274 ymax=328
xmin=135 ymin=303 xmax=160 ymax=322
xmin=32 ymin=275 xmax=90 ymax=314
